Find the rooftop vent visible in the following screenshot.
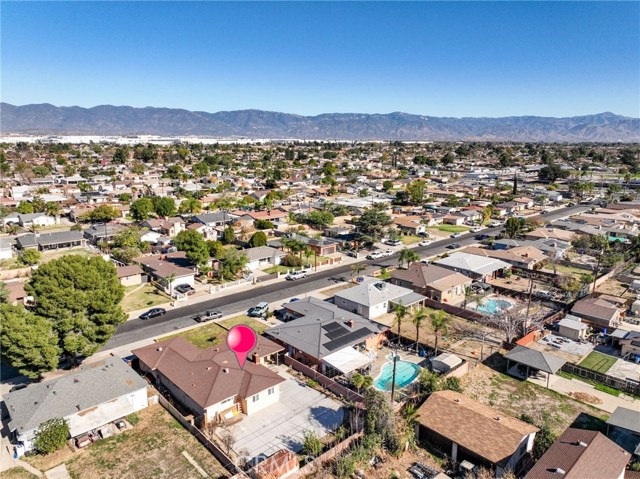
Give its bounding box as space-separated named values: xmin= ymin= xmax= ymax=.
xmin=223 ymin=368 xmax=230 ymax=374
xmin=157 ymin=347 xmax=163 ymax=352
xmin=575 ymin=441 xmax=588 ymax=447
xmin=552 ymin=468 xmax=566 ymax=475
xmin=494 ymin=416 xmax=501 ymax=421
xmin=374 ymin=282 xmax=387 ymax=291
xmin=74 ymin=378 xmax=80 ymax=383
xmin=206 ymin=367 xmax=212 ymax=371
xmin=454 ymin=398 xmax=461 ymax=403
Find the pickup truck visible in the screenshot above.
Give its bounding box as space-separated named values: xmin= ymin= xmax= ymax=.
xmin=194 ymin=309 xmax=223 ymax=322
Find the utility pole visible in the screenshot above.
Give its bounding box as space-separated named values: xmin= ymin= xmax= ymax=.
xmin=390 ymin=346 xmax=399 ymax=402
xmin=525 ymin=274 xmax=535 ymax=322
xmin=592 ymin=248 xmax=604 ymax=293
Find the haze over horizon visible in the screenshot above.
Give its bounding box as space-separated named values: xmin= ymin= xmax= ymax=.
xmin=2 ymin=2 xmax=639 ymax=119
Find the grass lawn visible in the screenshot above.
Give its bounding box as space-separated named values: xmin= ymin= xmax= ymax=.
xmin=552 ymin=264 xmax=593 ymax=279
xmin=428 ymin=224 xmax=471 ymax=233
xmin=120 ymin=283 xmax=171 ymax=313
xmin=1 ymin=467 xmax=38 ymax=479
xmin=159 ymin=322 xmax=228 ymax=348
xmin=400 ymin=235 xmax=422 ymax=245
xmin=24 ymin=405 xmax=227 ymax=479
xmin=578 ymin=351 xmax=617 ymax=374
xmin=557 ymin=371 xmax=622 ymax=397
xmin=41 ymin=247 xmax=100 ymax=263
xmin=219 ymin=314 xmax=269 ymax=334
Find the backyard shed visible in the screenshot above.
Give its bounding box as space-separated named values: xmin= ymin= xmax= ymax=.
xmin=431 ymin=352 xmax=463 ymax=374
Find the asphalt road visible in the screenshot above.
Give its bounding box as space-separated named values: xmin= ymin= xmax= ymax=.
xmin=101 ymin=204 xmax=589 ymax=350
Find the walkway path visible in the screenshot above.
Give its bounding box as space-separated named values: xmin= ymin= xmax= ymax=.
xmin=529 ymin=374 xmax=640 ymax=414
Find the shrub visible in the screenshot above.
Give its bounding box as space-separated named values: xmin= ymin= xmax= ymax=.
xmin=34 ymin=418 xmax=69 ymax=454
xmin=126 ymin=412 xmax=140 ymax=426
xmin=282 ymin=254 xmax=303 ymax=267
xmin=254 ymin=219 xmax=275 ymax=230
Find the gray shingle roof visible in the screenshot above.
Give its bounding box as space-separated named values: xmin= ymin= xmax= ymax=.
xmin=504 ymin=345 xmax=566 ymax=374
xmin=606 ymin=406 xmax=640 ymax=434
xmin=334 ymin=279 xmax=413 ymax=307
xmin=4 ymin=358 xmax=147 ymax=435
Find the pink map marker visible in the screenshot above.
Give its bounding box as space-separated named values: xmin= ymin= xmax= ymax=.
xmin=226 ymin=325 xmax=257 ymax=368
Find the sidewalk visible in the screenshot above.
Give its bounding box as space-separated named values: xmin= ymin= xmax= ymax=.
xmin=529 ymin=374 xmax=640 ymax=413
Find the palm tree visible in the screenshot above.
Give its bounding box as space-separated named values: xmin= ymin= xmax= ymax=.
xmin=361 ymin=375 xmax=373 ymax=391
xmin=431 ymin=310 xmax=452 ymax=356
xmin=398 ymin=247 xmax=420 ymax=269
xmin=412 ymin=307 xmax=427 ymax=352
xmin=394 ymin=304 xmax=408 ymax=345
xmin=350 ymin=373 xmax=364 ymax=393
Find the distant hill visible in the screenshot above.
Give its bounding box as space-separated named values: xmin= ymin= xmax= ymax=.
xmin=1 ymin=103 xmax=638 ymax=142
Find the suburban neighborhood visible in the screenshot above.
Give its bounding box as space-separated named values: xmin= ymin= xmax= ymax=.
xmin=0 ymin=137 xmax=639 ymax=479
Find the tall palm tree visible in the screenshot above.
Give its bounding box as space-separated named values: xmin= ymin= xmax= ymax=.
xmin=394 ymin=304 xmax=408 ymax=345
xmin=431 ymin=310 xmax=452 ymax=356
xmin=412 ymin=307 xmax=427 ymax=352
xmin=361 ymin=375 xmax=373 ymax=391
xmin=349 ymin=263 xmax=366 ymax=280
xmin=350 ymin=373 xmax=364 ymax=393
xmin=398 ymin=247 xmax=420 ymax=269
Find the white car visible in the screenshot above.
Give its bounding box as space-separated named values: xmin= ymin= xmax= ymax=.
xmin=450 ymin=232 xmax=463 ymax=238
xmin=380 ymin=249 xmax=394 ymax=257
xmin=285 ymin=270 xmax=308 ymax=280
xmin=366 ymin=252 xmax=384 ymax=260
xmin=470 ymin=227 xmax=483 ymax=233
xmin=418 ymin=240 xmax=431 ymax=247
xmin=384 ymin=239 xmax=402 ymax=246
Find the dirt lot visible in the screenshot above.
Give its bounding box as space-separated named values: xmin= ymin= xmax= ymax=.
xmin=461 ymin=355 xmax=609 ymax=434
xmin=596 ymin=278 xmax=635 ymax=301
xmin=24 ymin=405 xmax=228 ymax=479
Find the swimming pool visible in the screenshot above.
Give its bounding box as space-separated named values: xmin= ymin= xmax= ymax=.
xmin=374 ymin=360 xmax=421 ymax=391
xmin=475 ymin=298 xmax=513 ymax=316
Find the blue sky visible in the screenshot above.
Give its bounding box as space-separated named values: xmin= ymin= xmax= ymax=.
xmin=2 ymin=1 xmax=639 ymax=117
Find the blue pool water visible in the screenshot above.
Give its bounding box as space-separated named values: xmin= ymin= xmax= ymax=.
xmin=476 ymin=298 xmax=513 ymax=316
xmin=374 ymin=360 xmax=421 ymax=391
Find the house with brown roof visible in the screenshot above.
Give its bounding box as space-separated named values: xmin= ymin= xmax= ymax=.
xmin=524 ymin=227 xmax=575 ymax=242
xmin=133 ymin=336 xmax=285 ymax=423
xmin=390 ymin=263 xmax=472 ymax=306
xmin=392 ymin=216 xmax=427 ymax=236
xmin=524 ymin=428 xmax=630 ymax=479
xmin=415 ymin=390 xmax=538 ymax=477
xmin=463 ymin=245 xmax=547 ymax=270
xmin=571 ymin=296 xmax=623 ymax=329
xmin=135 ymin=252 xmax=196 ymax=294
xmin=117 ymin=265 xmax=144 ymax=287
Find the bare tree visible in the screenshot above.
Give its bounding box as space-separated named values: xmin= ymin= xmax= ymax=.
xmin=490 ymin=309 xmax=528 ymax=344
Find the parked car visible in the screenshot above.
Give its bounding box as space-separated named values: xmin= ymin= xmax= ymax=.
xmin=174 ymin=284 xmax=196 ymax=296
xmin=417 ymin=240 xmax=431 ymax=247
xmin=380 ymin=249 xmax=394 ymax=257
xmin=194 ymin=309 xmax=223 ymax=322
xmin=450 ymin=232 xmax=463 ymax=238
xmin=366 ymin=252 xmax=384 ymax=260
xmin=248 ymin=301 xmax=269 ymax=318
xmin=140 ymin=308 xmax=166 ymax=320
xmin=540 ymin=210 xmax=549 ymax=214
xmin=475 ymin=234 xmax=490 ymax=240
xmin=534 ymin=291 xmax=554 ymax=299
xmin=384 ymin=239 xmax=402 ymax=246
xmin=285 ymin=270 xmax=308 ymax=280
xmin=447 ymin=243 xmax=461 ymax=249
xmin=470 ymin=227 xmax=483 ymax=233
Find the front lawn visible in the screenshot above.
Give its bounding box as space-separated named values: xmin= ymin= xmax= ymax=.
xmin=219 ymin=315 xmax=269 ymax=335
xmin=159 ymin=322 xmax=228 ymax=348
xmin=120 ymin=283 xmax=171 ymax=313
xmin=579 ymin=351 xmax=617 ymax=374
xmin=428 ymin=224 xmax=471 ymax=233
xmin=400 ymin=235 xmax=422 ymax=245
xmin=24 ymin=405 xmax=228 ymax=479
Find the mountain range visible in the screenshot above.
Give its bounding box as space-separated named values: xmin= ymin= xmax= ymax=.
xmin=1 ymin=103 xmax=638 ymax=142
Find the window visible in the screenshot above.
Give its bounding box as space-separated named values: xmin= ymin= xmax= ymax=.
xmin=221 ymin=397 xmax=233 ymax=404
xmin=252 ymin=394 xmax=260 ymax=402
xmin=267 ymin=387 xmax=275 ymax=395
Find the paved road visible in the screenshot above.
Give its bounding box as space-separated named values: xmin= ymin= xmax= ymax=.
xmin=101 ymin=204 xmax=588 ymax=350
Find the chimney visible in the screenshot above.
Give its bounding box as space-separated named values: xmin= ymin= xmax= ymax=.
xmin=347 ymin=320 xmax=355 ymax=328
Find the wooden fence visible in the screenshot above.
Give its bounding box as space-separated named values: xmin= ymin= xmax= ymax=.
xmin=561 ymin=363 xmax=640 ymax=397
xmin=284 ymin=356 xmax=364 ymax=403
xmin=157 ymin=395 xmax=240 ymax=477
xmin=294 ymin=431 xmax=364 ymax=477
xmin=422 ymin=297 xmax=485 ymax=323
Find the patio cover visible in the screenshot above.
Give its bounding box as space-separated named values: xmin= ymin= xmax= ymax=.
xmin=391 ymin=292 xmax=427 ymax=307
xmin=504 ymin=345 xmax=566 ymax=374
xmin=322 ymin=347 xmax=372 ymax=374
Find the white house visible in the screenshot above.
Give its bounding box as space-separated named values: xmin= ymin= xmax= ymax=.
xmin=245 ymin=246 xmax=287 ymax=270
xmin=4 ymin=358 xmax=148 ymax=455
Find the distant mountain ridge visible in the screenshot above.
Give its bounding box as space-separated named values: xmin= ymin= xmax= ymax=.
xmin=1 ymin=103 xmax=638 ymax=142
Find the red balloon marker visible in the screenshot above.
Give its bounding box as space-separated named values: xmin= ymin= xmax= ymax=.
xmin=226 ymin=325 xmax=257 ymax=368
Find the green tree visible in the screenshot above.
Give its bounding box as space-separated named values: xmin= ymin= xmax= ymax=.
xmin=412 ymin=307 xmax=427 ymax=352
xmin=431 ymin=309 xmax=451 ymax=355
xmin=382 ymin=180 xmax=394 ymax=192
xmin=398 ymin=247 xmax=419 ymax=268
xmin=178 ymin=198 xmax=202 ymax=215
xmin=25 ymin=256 xmax=126 ymax=361
xmin=504 ymin=217 xmax=524 ymax=238
xmin=206 ymin=240 xmax=225 ymax=258
xmin=538 ymin=163 xmax=569 ymax=182
xmin=349 ymin=263 xmax=366 ymax=279
xmin=304 ymin=210 xmax=335 ymax=227
xmin=19 ymin=249 xmax=42 ymax=266
xmin=219 ymin=249 xmax=248 ymax=280
xmin=173 ymin=230 xmax=209 ymax=267
xmin=86 ymin=205 xmax=120 ymax=223
xmin=112 ymin=146 xmax=130 ymax=164
xmin=16 ymin=201 xmax=34 ymax=214
xmin=248 ymin=231 xmax=268 ymax=248
xmin=254 ymin=219 xmax=275 ymax=230
xmin=34 ymin=418 xmax=70 ymax=454
xmin=533 ymin=423 xmax=557 ymax=459
xmin=130 ymin=198 xmax=154 ymax=221
xmin=221 ymin=226 xmax=236 ymax=245
xmin=354 ymin=207 xmax=392 ymax=242
xmin=118 ymin=193 xmax=132 ymax=203
xmin=407 ymin=180 xmax=426 ymax=204
xmin=152 ymin=196 xmax=177 ymax=217
xmin=0 ymin=282 xmax=8 ymax=303
xmin=350 ymin=372 xmax=365 ymax=393
xmin=0 ymin=304 xmax=61 ymax=379
xmin=393 ymin=304 xmax=407 ymax=344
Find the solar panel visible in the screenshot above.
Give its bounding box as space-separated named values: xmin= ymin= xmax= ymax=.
xmin=325 ymin=326 xmax=349 ymax=340
xmin=322 ymin=322 xmax=343 ymax=332
xmin=324 ymin=327 xmax=372 ymax=351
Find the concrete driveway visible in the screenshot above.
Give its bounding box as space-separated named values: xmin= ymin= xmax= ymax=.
xmin=228 ymin=367 xmax=344 ymax=463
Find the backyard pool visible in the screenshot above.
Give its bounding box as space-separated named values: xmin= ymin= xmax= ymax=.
xmin=374 ymin=358 xmax=421 ymax=391
xmin=474 ymin=297 xmax=515 ymax=316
